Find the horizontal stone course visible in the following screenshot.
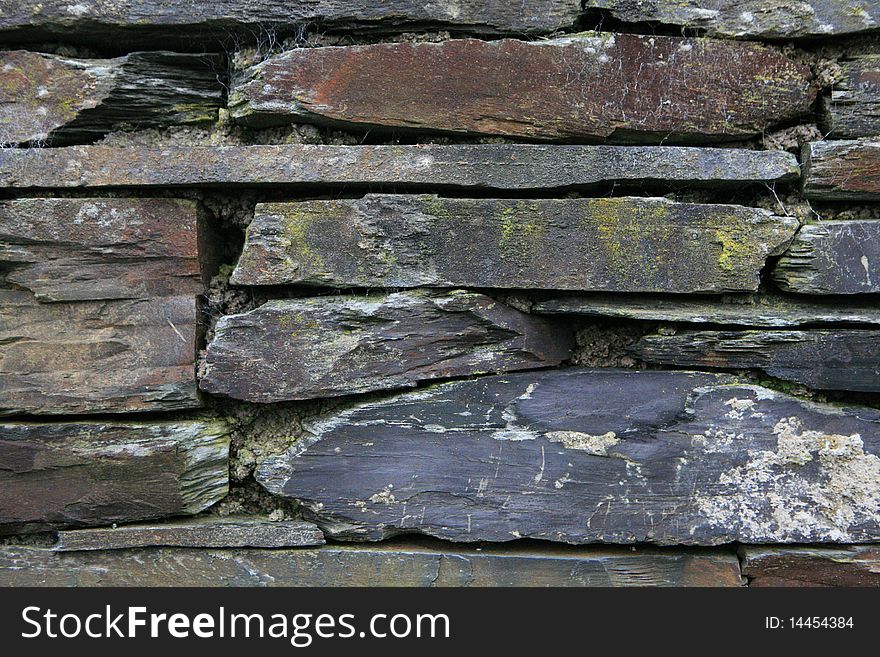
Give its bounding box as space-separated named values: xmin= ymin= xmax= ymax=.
xmin=741 ymin=545 xmax=880 ymax=587
xmin=629 ymin=329 xmax=880 ymax=393
xmin=257 ymin=368 xmax=880 ymax=546
xmin=0 ymin=419 xmax=229 ymax=535
xmin=55 ymin=517 xmax=325 ymax=551
xmin=233 ymin=195 xmax=797 ymax=294
xmin=201 ymin=290 xmax=573 ymax=402
xmin=0 ymin=1 xmax=581 ymax=45
xmin=0 ymin=543 xmax=743 ymax=587
xmin=0 ymin=50 xmax=221 ymax=145
xmin=0 ymin=144 xmax=799 ymax=191
xmin=0 ymin=2 xmax=874 ymax=43
xmin=230 ymin=35 xmax=815 ymax=142
xmin=533 ymin=293 xmax=880 ymax=327
xmin=587 ymin=1 xmax=880 ymax=39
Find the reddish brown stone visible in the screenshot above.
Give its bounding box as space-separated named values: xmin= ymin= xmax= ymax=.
xmin=0 ymin=198 xmax=206 ymax=415
xmin=0 ymin=197 xmax=203 ymax=302
xmin=742 ymin=546 xmax=880 ymax=587
xmin=230 ymin=35 xmax=816 ymax=142
xmin=803 ymin=140 xmax=880 ymax=201
xmin=0 ymin=291 xmax=200 ymax=416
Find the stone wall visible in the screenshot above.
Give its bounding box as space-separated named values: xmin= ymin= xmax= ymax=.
xmin=0 ymin=1 xmax=878 ymax=587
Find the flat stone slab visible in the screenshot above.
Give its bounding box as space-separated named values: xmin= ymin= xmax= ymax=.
xmin=0 ymin=2 xmax=581 ymax=46
xmin=586 ymin=1 xmax=880 ymax=39
xmin=0 ymin=419 xmax=229 ymax=535
xmin=0 ymin=543 xmax=743 ymax=587
xmin=229 ymin=35 xmax=815 ymax=143
xmin=774 ymin=220 xmax=880 ymax=295
xmin=0 ymin=197 xmax=205 ymax=414
xmin=0 ymin=291 xmax=200 ymax=416
xmin=630 ymin=329 xmax=880 ymax=393
xmin=741 ymin=545 xmax=880 ymax=587
xmin=821 ymin=55 xmax=880 ymax=139
xmin=232 ymin=195 xmax=797 ymax=294
xmin=0 ymin=50 xmax=220 ymax=145
xmin=55 ymin=517 xmax=325 ymax=551
xmin=533 ymin=293 xmax=880 ymax=327
xmin=803 ymin=140 xmax=880 ymax=201
xmin=201 ymin=290 xmax=573 ymax=402
xmin=0 ymin=144 xmax=799 ymax=191
xmin=0 ymin=197 xmax=204 ymax=302
xmin=257 ymin=369 xmax=880 ymax=546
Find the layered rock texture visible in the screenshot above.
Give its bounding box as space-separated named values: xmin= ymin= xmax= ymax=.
xmin=0 ymin=1 xmax=877 ymax=588
xmin=229 ymin=35 xmax=815 ymax=142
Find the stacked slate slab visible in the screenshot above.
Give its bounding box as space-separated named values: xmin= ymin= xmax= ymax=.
xmin=0 ymin=198 xmax=207 ymax=416
xmin=1 ymin=2 xmax=880 ymax=588
xmin=229 ymin=34 xmax=815 ymax=142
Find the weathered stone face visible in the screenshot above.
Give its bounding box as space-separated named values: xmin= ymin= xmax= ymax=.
xmin=533 ymin=293 xmax=880 ymax=327
xmin=0 ymin=419 xmax=230 ymax=535
xmin=821 ymin=55 xmax=880 ymax=138
xmin=0 ymin=144 xmax=799 ymax=191
xmin=774 ymin=221 xmax=880 ymax=295
xmin=257 ymin=369 xmax=880 ymax=545
xmin=0 ymin=197 xmax=206 ymax=415
xmin=54 ymin=517 xmax=325 ymax=551
xmin=803 ymin=140 xmax=880 ymax=201
xmin=0 ymin=197 xmax=203 ymax=301
xmin=0 ymin=50 xmax=220 ymax=145
xmin=0 ymin=292 xmax=200 ymax=416
xmin=230 ymin=35 xmax=815 ymax=142
xmin=0 ymin=0 xmax=875 ymax=590
xmin=0 ymin=543 xmax=743 ymax=587
xmin=201 ymin=290 xmax=574 ymax=402
xmin=629 ymin=329 xmax=880 ymax=393
xmin=0 ymin=1 xmax=582 ymax=46
xmin=586 ymin=1 xmax=880 ymax=39
xmin=741 ymin=545 xmax=880 ymax=587
xmin=232 ymin=195 xmax=797 ymax=293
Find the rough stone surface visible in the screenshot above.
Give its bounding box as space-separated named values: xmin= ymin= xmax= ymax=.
xmin=0 ymin=1 xmax=581 ymax=46
xmin=587 ymin=1 xmax=880 ymax=39
xmin=0 ymin=144 xmax=800 ymax=191
xmin=0 ymin=419 xmax=229 ymax=535
xmin=0 ymin=50 xmax=221 ymax=145
xmin=533 ymin=293 xmax=880 ymax=327
xmin=0 ymin=291 xmax=200 ymax=416
xmin=821 ymin=56 xmax=880 ymax=139
xmin=230 ymin=35 xmax=815 ymax=142
xmin=257 ymin=369 xmax=880 ymax=545
xmin=0 ymin=197 xmax=203 ymax=302
xmin=233 ymin=195 xmax=797 ymax=293
xmin=803 ymin=140 xmax=880 ymax=201
xmin=774 ymin=220 xmax=880 ymax=295
xmin=201 ymin=290 xmax=574 ymax=402
xmin=55 ymin=517 xmax=325 ymax=551
xmin=630 ymin=330 xmax=880 ymax=392
xmin=741 ymin=545 xmax=880 ymax=586
xmin=0 ymin=197 xmax=205 ymax=415
xmin=0 ymin=543 xmax=743 ymax=587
